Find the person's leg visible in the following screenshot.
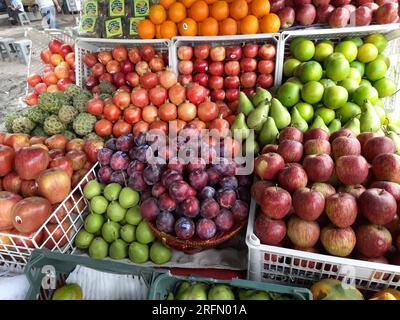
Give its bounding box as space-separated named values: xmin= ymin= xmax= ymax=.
xmin=48 ymin=5 xmax=58 ymax=29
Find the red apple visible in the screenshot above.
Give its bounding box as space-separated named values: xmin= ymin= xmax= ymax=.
xmin=359 ymin=188 xmax=397 ymax=225
xmin=11 ymin=196 xmax=52 ymax=233
xmin=251 ymin=180 xmax=275 ymax=203
xmin=329 ymin=7 xmax=350 ymax=28
xmin=374 ymin=2 xmax=399 ymax=24
xmin=304 ymin=139 xmax=331 ymax=155
xmin=336 ymin=155 xmax=369 ymax=185
xmin=66 ymin=139 xmax=85 ymax=152
xmin=332 ymin=137 xmax=361 ymax=159
xmin=84 ymin=139 xmax=104 ymax=163
xmin=296 ymin=4 xmax=317 ymax=25
xmin=357 ymin=132 xmax=380 ymax=149
xmin=2 ymin=172 xmax=22 ymax=194
xmin=43 ymin=221 xmax=71 ymax=250
xmin=177 ymin=46 xmax=193 ymax=61
xmin=0 ymin=191 xmax=22 ymax=230
xmin=243 ymin=44 xmax=259 ymax=58
xmin=370 ymin=181 xmax=400 ymax=201
xmin=36 ymin=169 xmax=71 ymax=204
xmin=329 ymin=128 xmax=356 ymax=143
xmin=362 ymin=136 xmax=395 ymax=163
xmin=310 ymin=182 xmax=336 ymax=199
xmin=259 ymin=186 xmax=292 ymax=219
xmin=48 ymin=149 xmax=65 ymax=159
xmin=3 ymin=133 xmax=30 ymax=151
xmin=277 ymin=7 xmax=295 ymax=28
xmin=279 ymin=127 xmax=304 ymax=143
xmin=194 ymin=44 xmax=211 ymax=60
xmin=20 ymin=180 xmax=39 ymax=197
xmin=49 ymin=156 xmax=74 ymax=178
xmin=14 ymin=146 xmax=50 ymax=180
xmin=45 ymin=134 xmax=68 ymax=150
xmin=320 ymin=225 xmax=356 ymax=257
xmin=270 ymin=0 xmax=285 ymax=12
xmin=0 ymin=145 xmax=15 ymax=177
xmin=293 ymin=187 xmax=325 ymax=221
xmin=372 ymin=153 xmax=400 ymax=184
xmin=325 ymin=193 xmax=358 ymax=228
xmin=315 ymin=4 xmax=334 ymax=23
xmin=261 ymin=144 xmax=279 ymax=154
xmin=355 ymin=5 xmax=372 ymax=25
xmin=255 ymin=152 xmax=285 ymax=180
xmin=66 ymin=150 xmax=87 ymax=171
xmin=210 ymin=46 xmax=226 ymax=62
xmin=226 ymin=46 xmax=242 ymax=61
xmin=338 ymin=184 xmax=366 ymax=199
xmin=30 ymin=136 xmax=46 ymax=145
xmin=287 ymin=216 xmax=320 ymax=248
xmin=254 ymin=214 xmax=286 ymax=245
xmin=278 ymin=164 xmax=308 ymax=193
xmin=258 ymin=44 xmax=276 ymax=60
xmin=356 ymin=224 xmax=392 ymax=258
xmin=10 ymin=229 xmax=44 ymax=248
xmin=240 ymin=58 xmax=257 ymax=72
xmin=304 ymin=128 xmax=330 ymax=142
xmin=277 ymin=140 xmax=303 ymax=163
xmin=303 ymin=154 xmax=334 ymax=182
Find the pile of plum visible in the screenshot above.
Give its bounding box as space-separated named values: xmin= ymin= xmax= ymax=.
xmin=97 ymin=127 xmax=252 ymax=241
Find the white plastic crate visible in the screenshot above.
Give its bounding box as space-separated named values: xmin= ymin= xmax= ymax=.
xmin=75 ymin=38 xmax=173 ymax=87
xmin=171 ymin=34 xmax=282 ymax=87
xmin=278 ymin=24 xmax=400 ymax=114
xmin=246 ymin=199 xmax=400 ymax=292
xmin=0 ymin=164 xmax=97 ymax=268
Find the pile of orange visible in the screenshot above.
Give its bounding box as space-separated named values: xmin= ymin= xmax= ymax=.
xmin=138 ymin=0 xmax=281 ymax=39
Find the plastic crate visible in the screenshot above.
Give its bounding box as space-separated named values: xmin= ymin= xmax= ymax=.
xmin=24 ymin=249 xmax=161 ymax=300
xmin=246 ymin=199 xmax=400 ymax=292
xmin=148 ymin=272 xmax=312 ymax=300
xmin=170 ymin=34 xmax=282 ymax=87
xmin=278 ymin=24 xmax=400 ymax=114
xmin=0 ymin=163 xmax=97 ymax=268
xmin=75 ymin=38 xmax=173 ymax=87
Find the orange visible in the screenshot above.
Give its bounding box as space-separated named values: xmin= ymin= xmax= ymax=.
xmin=251 ymin=0 xmax=270 ymax=18
xmin=159 ymin=0 xmax=176 ymax=9
xmin=204 ymin=0 xmax=217 ymax=4
xmin=239 ymin=15 xmax=258 ymax=34
xmin=178 ymin=18 xmax=198 ymax=36
xmin=160 ymin=20 xmax=178 ymax=38
xmin=180 ymin=0 xmax=196 ymax=7
xmin=189 ymin=0 xmax=209 ymax=22
xmin=260 ymin=12 xmax=280 ymax=33
xmin=138 ymin=19 xmax=156 ymax=39
xmin=230 ymin=0 xmax=248 ymax=20
xmin=211 ymin=1 xmax=229 ymax=21
xmin=199 ymin=17 xmax=219 ymax=36
xmin=149 ymin=5 xmax=167 ymax=24
xmin=168 ymin=2 xmax=187 ymax=23
xmin=155 ymin=24 xmax=162 ymax=38
xmin=219 ymin=17 xmax=237 ymax=35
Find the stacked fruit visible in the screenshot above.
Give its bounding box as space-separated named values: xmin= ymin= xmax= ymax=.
xmin=25 ymin=40 xmax=76 ymax=106
xmin=166 ymin=281 xmax=295 ymax=300
xmin=76 ymin=180 xmax=172 ymax=264
xmin=0 ymin=133 xmax=102 ymax=250
xmin=6 ymin=87 xmax=101 ymax=140
xmin=138 ymin=0 xmax=281 ymax=39
xmin=276 ymin=34 xmax=397 ymax=134
xmin=177 ymin=43 xmax=276 ymax=106
xmin=96 ymin=129 xmax=251 ymax=244
xmin=252 ymin=126 xmax=400 ymax=265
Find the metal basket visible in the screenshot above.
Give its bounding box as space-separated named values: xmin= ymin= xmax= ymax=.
xmin=0 ymin=164 xmax=97 ymax=268
xmin=74 ymin=38 xmax=172 ymax=87
xmin=246 ymin=199 xmax=400 ymax=292
xmin=278 ymin=24 xmax=400 ymax=114
xmin=170 ymin=34 xmax=282 ymax=87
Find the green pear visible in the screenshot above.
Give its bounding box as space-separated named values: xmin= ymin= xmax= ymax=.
xmin=343 ymin=117 xmax=361 ymax=135
xmin=360 ymin=100 xmax=381 ymax=133
xmin=246 ymin=101 xmax=269 ymax=131
xmin=311 ymin=115 xmax=330 ymax=133
xmin=231 ymin=113 xmax=250 ymax=140
xmin=187 ymin=283 xmax=208 ymax=300
xmin=328 ymin=119 xmax=342 ymax=134
xmin=167 ymin=293 xmax=175 ymax=300
xmin=175 ymin=281 xmax=191 ymax=300
xmin=252 ymin=87 xmax=272 ymax=106
xmin=270 ymin=98 xmax=291 ymax=129
xmin=387 ymin=131 xmax=400 ymax=155
xmin=290 ymin=107 xmax=309 ymax=133
xmin=243 ymin=134 xmax=260 ymax=156
xmin=373 ymin=105 xmax=386 ymax=124
xmin=259 ymin=117 xmax=279 ymax=147
xmin=238 ymin=92 xmax=255 ymax=116
xmin=238 ymin=289 xmax=270 ymax=300
xmin=387 ymin=123 xmax=400 ymax=135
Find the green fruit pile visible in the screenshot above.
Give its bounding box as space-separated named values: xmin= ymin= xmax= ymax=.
xmin=7 ymin=86 xmax=101 ymax=141
xmin=76 ymin=180 xmax=172 ymax=265
xmin=167 ymin=281 xmax=294 ymax=300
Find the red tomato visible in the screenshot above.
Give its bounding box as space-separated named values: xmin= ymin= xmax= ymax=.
xmin=103 ymin=103 xmax=121 ymax=122
xmin=124 ymin=106 xmax=142 ymax=124
xmin=113 ymin=120 xmax=132 ymax=137
xmin=95 ymin=119 xmax=113 ymax=137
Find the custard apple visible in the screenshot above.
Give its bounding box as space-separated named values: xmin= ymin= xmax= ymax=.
xmin=99 ymin=81 xmax=115 ymax=95
xmin=4 ymin=112 xmax=19 ymax=132
xmin=12 ymin=116 xmax=35 ymax=134
xmin=98 ymin=93 xmax=112 ymax=101
xmin=38 ymin=92 xmax=62 ymax=114
xmin=27 ymin=106 xmax=50 ymax=124
xmin=53 ymin=91 xmax=72 ymax=106
xmin=58 ymin=105 xmax=78 ymax=124
xmin=65 ymin=84 xmax=82 ymax=99
xmin=32 ymin=126 xmax=46 ymax=136
xmin=73 ymin=93 xmax=91 ymax=112
xmin=72 ymin=112 xmax=96 ymax=137
xmin=43 ymin=115 xmax=65 ymax=135
xmin=84 ymin=132 xmax=103 ymax=141
xmin=63 ymin=130 xmax=77 ymax=140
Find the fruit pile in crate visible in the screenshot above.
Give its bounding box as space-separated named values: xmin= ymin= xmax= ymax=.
xmin=25 ymin=40 xmax=76 ymax=107
xmin=251 ymin=126 xmax=400 ymax=265
xmin=176 ymin=41 xmax=277 ymax=107
xmin=0 ymin=132 xmax=101 ymax=255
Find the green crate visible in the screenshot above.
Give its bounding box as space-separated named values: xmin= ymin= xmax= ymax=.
xmin=24 ymin=249 xmax=163 ymax=300
xmin=148 ymin=273 xmax=313 ymax=300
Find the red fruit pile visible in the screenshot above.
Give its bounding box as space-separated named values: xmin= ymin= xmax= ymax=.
xmin=252 ymin=127 xmax=400 ymax=265
xmin=25 ymin=40 xmax=76 ymax=106
xmin=177 ymin=43 xmax=276 ymax=109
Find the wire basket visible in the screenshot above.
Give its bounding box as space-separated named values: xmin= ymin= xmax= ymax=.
xmin=74 ymin=38 xmax=172 ymax=87
xmin=0 ymin=163 xmax=97 ymax=268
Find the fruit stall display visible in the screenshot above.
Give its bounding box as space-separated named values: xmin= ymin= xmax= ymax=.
xmin=136 ymin=0 xmax=399 ymax=39
xmin=0 ymin=133 xmax=103 ymax=265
